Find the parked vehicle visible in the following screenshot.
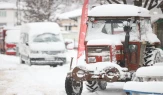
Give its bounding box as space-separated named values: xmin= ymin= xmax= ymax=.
xmin=5 ymin=29 xmax=20 ymax=55
xmin=19 ymin=22 xmax=67 ymax=66
xmin=65 ymin=4 xmax=162 ymax=95
xmin=0 ymin=26 xmax=20 ymax=55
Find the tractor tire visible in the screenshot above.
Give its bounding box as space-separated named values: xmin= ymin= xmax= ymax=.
xmin=85 ymin=81 xmax=99 ymax=92
xmin=143 ymin=48 xmax=161 ymax=66
xmin=65 ymin=77 xmax=83 ymax=95
xmin=98 ymin=81 xmax=107 ymax=90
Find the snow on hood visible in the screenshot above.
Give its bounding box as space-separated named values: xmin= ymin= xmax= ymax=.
xmin=88 ymin=4 xmax=150 ymax=17
xmin=30 ymin=42 xmax=66 ymax=51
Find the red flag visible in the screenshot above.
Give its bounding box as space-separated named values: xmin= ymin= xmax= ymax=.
xmin=77 ymin=0 xmax=89 ymax=59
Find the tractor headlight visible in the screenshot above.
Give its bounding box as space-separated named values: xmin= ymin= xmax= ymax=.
xmin=76 ymin=70 xmax=85 ymax=78
xmin=88 ymin=57 xmax=96 ymax=63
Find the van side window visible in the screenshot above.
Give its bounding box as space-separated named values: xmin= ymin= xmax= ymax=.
xmin=24 ymin=34 xmax=28 ymax=43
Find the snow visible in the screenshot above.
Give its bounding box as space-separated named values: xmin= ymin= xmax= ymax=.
xmin=56 ymin=9 xmax=82 ymax=19
xmin=123 ymin=81 xmax=163 ymax=94
xmin=5 ymin=29 xmax=20 ymax=43
xmin=136 ymin=66 xmax=163 ymax=77
xmin=151 ymin=14 xmax=163 ymax=23
xmin=87 ymin=39 xmax=122 ymax=45
xmin=21 ymin=22 xmax=61 ymax=36
xmin=88 ymin=4 xmax=150 ymax=17
xmin=30 ymin=42 xmax=66 ymax=51
xmin=0 ymin=50 xmax=126 ymax=95
xmin=0 ymin=2 xmax=16 ymax=10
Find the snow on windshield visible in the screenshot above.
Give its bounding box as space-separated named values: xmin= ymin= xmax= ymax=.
xmin=85 ymin=19 xmax=139 ymax=42
xmin=33 ymin=33 xmax=61 ymax=43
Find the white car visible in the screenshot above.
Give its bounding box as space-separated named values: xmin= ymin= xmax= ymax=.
xmin=19 ymin=22 xmax=67 ymax=66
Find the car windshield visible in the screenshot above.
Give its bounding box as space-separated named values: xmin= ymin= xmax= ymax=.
xmin=33 ymin=33 xmax=61 ymax=42
xmin=87 ymin=19 xmax=138 ymax=35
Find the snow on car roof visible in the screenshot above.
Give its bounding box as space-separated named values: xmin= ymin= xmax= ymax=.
xmin=88 ymin=4 xmax=150 ymax=17
xmin=5 ymin=30 xmax=20 ymax=43
xmin=21 ymin=22 xmax=61 ymax=35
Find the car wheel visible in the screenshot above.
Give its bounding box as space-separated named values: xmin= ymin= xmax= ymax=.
xmin=20 ymin=55 xmax=25 ymax=64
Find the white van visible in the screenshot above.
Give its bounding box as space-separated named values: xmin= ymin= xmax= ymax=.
xmin=19 ymin=22 xmax=67 ymax=66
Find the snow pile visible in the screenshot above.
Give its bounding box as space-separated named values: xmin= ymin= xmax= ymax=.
xmin=5 ymin=30 xmax=20 ymax=43
xmin=88 ymin=4 xmax=150 ymax=17
xmin=0 ymin=54 xmax=19 ymax=70
xmin=123 ymin=81 xmax=163 ymax=94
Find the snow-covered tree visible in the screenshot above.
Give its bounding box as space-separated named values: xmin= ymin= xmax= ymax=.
xmin=23 ymin=0 xmax=61 ymax=22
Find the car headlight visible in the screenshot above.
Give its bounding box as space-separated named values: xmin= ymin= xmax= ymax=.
xmin=31 ymin=50 xmax=39 ymax=54
xmin=88 ymin=57 xmax=96 ymax=63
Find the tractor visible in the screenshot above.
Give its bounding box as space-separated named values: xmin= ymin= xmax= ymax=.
xmin=65 ymin=4 xmax=162 ymax=95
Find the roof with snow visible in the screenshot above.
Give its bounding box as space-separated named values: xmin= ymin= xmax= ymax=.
xmin=88 ymin=4 xmax=150 ymax=17
xmin=0 ymin=2 xmax=17 ymax=10
xmin=56 ymin=9 xmax=82 ymax=19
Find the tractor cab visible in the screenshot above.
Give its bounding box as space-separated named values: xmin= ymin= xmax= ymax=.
xmin=84 ymin=4 xmax=153 ymax=71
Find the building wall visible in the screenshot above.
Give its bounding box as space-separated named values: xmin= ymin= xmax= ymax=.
xmin=0 ymin=9 xmax=17 ymax=26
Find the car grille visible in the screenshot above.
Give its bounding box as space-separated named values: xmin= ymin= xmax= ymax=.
xmin=42 ymin=51 xmax=61 ymax=55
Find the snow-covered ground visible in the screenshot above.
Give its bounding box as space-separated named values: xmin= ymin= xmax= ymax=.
xmin=0 ymin=50 xmax=126 ymax=95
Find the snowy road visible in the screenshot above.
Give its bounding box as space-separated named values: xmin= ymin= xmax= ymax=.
xmin=0 ymin=50 xmax=126 ymax=95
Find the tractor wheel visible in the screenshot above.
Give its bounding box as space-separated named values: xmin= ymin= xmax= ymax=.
xmin=85 ymin=81 xmax=99 ymax=92
xmin=98 ymin=81 xmax=107 ymax=90
xmin=144 ymin=48 xmax=161 ymax=66
xmin=65 ymin=77 xmax=83 ymax=95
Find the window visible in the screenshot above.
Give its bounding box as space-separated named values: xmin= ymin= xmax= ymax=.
xmin=0 ymin=23 xmax=6 ymax=26
xmin=0 ymin=11 xmax=6 ymax=17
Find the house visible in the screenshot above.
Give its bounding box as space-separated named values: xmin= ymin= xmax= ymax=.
xmin=56 ymin=8 xmax=82 ymax=42
xmin=0 ymin=2 xmax=18 ymax=26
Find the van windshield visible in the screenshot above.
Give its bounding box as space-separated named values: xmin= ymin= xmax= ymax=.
xmin=33 ymin=33 xmax=61 ymax=42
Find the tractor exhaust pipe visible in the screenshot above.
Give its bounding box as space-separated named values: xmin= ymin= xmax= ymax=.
xmin=123 ymin=23 xmax=132 ymax=67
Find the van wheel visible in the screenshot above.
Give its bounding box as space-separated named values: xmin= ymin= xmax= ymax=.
xmin=50 ymin=65 xmax=57 ymax=67
xmin=26 ymin=57 xmax=32 ymax=66
xmin=20 ymin=55 xmax=25 ymax=64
